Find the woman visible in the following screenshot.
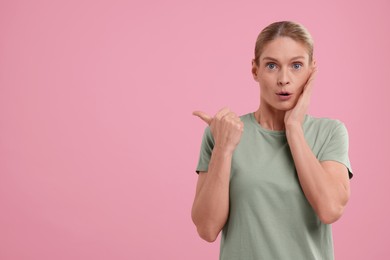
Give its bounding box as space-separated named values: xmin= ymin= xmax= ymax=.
xmin=191 ymin=21 xmax=353 ymax=260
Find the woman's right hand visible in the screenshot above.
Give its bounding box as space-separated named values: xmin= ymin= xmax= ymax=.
xmin=193 ymin=107 xmax=244 ymax=154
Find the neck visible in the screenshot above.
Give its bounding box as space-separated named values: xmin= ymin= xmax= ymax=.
xmin=255 ymin=103 xmax=286 ymax=131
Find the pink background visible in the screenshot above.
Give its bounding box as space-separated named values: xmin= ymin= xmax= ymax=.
xmin=0 ymin=0 xmax=389 ymax=259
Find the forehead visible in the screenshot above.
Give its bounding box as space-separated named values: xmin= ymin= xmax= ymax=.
xmin=260 ymin=36 xmax=309 ymax=62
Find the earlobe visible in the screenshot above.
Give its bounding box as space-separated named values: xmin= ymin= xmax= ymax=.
xmin=251 ymin=59 xmax=259 ymax=80
xmin=252 ymin=67 xmax=258 ymax=81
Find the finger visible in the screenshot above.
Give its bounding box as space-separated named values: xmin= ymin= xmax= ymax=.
xmin=222 ymin=113 xmax=243 ymax=126
xmin=310 ymin=66 xmax=318 ymax=79
xmin=306 ymin=67 xmax=317 ymax=85
xmin=239 ymin=121 xmax=244 ymax=130
xmin=220 ymin=111 xmax=240 ymax=124
xmin=223 ymin=111 xmax=238 ymax=120
xmin=303 ymin=67 xmax=317 ymax=95
xmin=215 ymin=107 xmax=231 ymax=120
xmin=232 ymin=117 xmax=241 ymax=123
xmin=192 ymin=111 xmax=213 ymax=125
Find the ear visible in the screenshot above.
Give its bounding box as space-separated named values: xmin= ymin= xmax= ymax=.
xmin=251 ymin=59 xmax=259 ymax=81
xmin=311 ymin=58 xmax=317 ymax=68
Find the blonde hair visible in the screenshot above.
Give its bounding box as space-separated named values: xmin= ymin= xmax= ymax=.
xmin=253 ymin=21 xmax=314 ymax=66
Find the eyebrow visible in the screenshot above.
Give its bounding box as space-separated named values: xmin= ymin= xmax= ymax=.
xmin=262 ymin=56 xmax=306 ymax=62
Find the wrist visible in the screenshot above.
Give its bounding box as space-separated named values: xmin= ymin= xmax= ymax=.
xmin=213 ymin=145 xmax=235 ymax=157
xmin=285 ymin=123 xmax=303 ymax=136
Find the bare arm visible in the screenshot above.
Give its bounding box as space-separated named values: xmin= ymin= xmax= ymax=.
xmin=191 ymin=107 xmax=243 ymax=242
xmin=284 ymin=65 xmax=350 ymax=224
xmin=191 ymin=148 xmax=232 ymax=242
xmin=286 ymin=125 xmax=351 ymax=224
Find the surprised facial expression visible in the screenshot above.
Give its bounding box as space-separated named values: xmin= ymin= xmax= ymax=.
xmin=252 ymin=36 xmax=314 ymax=111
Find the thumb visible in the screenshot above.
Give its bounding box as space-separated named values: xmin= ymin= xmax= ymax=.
xmin=192 ymin=111 xmax=213 ymax=125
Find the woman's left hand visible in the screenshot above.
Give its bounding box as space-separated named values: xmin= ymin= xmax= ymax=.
xmin=284 ymin=66 xmax=317 ymax=128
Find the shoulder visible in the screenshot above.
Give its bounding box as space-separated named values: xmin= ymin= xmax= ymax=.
xmin=239 ymin=112 xmax=253 ymax=120
xmin=239 ymin=112 xmax=255 ymax=125
xmin=303 ymin=114 xmax=350 ymax=142
xmin=304 ymin=114 xmax=346 ymax=133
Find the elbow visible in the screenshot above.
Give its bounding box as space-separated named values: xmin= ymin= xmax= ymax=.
xmin=318 ymin=201 xmax=348 ymax=224
xmin=318 ymin=189 xmax=351 ymax=224
xmin=196 ymin=226 xmax=219 ymax=243
xmin=191 ymin=206 xmax=225 ymax=242
xmin=318 ymin=208 xmax=343 ymax=224
xmin=192 ymin=215 xmax=220 ymax=242
xmin=192 ymin=211 xmax=221 ymax=243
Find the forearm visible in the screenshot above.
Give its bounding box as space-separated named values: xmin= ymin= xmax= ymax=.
xmin=191 ymin=147 xmax=231 ymax=242
xmin=286 ymin=124 xmax=348 ymax=223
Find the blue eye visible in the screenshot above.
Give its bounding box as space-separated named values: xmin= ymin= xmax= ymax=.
xmin=266 ymin=63 xmax=277 ymax=70
xmin=293 ymin=63 xmax=302 ymax=70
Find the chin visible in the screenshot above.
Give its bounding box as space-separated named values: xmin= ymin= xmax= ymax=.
xmin=273 ymin=102 xmax=295 ymax=111
xmin=261 ymin=96 xmax=298 ymax=111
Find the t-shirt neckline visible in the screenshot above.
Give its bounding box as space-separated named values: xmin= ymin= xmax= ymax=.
xmin=249 ymin=112 xmax=309 ymax=136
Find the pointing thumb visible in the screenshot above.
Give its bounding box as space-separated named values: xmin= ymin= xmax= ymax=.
xmin=192 ymin=111 xmax=213 ymax=125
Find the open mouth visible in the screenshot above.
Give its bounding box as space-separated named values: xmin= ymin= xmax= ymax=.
xmin=276 ymin=91 xmax=292 ymax=100
xmin=276 ymin=91 xmax=292 ymax=96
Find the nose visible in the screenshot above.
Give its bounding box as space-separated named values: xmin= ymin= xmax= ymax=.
xmin=277 ymin=68 xmax=290 ymax=86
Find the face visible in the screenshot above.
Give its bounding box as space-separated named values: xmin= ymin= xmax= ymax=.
xmin=252 ymin=36 xmax=315 ymax=111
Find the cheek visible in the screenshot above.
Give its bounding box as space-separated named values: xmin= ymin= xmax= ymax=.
xmin=258 ymin=74 xmax=275 ymax=89
xmin=295 ymin=72 xmax=311 ymax=89
xmin=296 ymin=78 xmax=306 ymax=89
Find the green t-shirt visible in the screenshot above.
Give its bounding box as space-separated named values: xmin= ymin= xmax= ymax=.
xmin=195 ymin=112 xmax=353 ymax=260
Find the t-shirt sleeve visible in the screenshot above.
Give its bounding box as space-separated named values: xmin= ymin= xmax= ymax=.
xmin=195 ymin=126 xmax=215 ymax=174
xmin=318 ymin=121 xmax=353 ymax=179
